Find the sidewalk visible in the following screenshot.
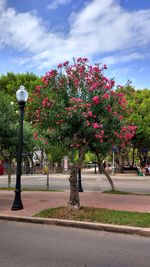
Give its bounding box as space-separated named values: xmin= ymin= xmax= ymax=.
xmin=1 ymin=190 xmax=150 ymax=216
xmin=1 ymin=169 xmax=149 ymax=180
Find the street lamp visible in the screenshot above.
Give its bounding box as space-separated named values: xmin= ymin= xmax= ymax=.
xmin=11 ymin=85 xmax=28 ymax=210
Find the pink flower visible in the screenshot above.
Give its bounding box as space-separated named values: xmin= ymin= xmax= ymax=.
xmin=63 ymin=61 xmax=69 ymax=66
xmin=58 ymin=63 xmax=62 ymax=68
xmin=118 ymin=115 xmax=123 ymax=120
xmin=92 ymin=96 xmax=100 ymax=105
xmin=86 ymin=120 xmax=90 ymax=126
xmin=89 ymin=82 xmax=99 ymax=92
xmin=48 ymin=70 xmax=57 ymax=78
xmin=105 ymin=105 xmax=112 ymax=112
xmin=74 ymin=79 xmax=79 ymax=86
xmin=122 ymin=127 xmax=126 ymax=131
xmin=92 ymin=123 xmax=99 ymax=129
xmin=77 ymin=57 xmax=88 ymax=63
xmin=102 ymin=93 xmax=109 ymax=99
xmin=70 ymin=97 xmax=82 ymax=102
xmin=87 ymin=111 xmax=93 ymax=117
xmin=35 ymin=85 xmax=42 ymax=91
xmin=33 ymin=132 xmax=37 ymax=138
xmin=93 ymin=67 xmax=100 ymax=73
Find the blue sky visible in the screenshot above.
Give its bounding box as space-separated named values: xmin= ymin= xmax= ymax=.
xmin=0 ymin=0 xmax=150 ymax=89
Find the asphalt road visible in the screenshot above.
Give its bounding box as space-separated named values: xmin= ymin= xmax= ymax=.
xmin=0 ymin=220 xmax=150 ymax=267
xmin=1 ymin=173 xmax=150 ymax=193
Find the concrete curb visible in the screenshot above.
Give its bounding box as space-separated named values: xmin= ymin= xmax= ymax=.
xmin=0 ymin=214 xmax=150 ymax=237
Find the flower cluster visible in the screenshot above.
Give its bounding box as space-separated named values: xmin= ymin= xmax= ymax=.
xmin=92 ymin=96 xmax=100 ymax=105
xmin=42 ymin=97 xmax=53 ymax=108
xmin=33 ymin=132 xmax=48 ymax=145
xmin=114 ymin=125 xmax=137 ymax=143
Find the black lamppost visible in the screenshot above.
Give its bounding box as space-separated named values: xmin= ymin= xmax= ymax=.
xmin=11 ymin=85 xmax=28 ymax=210
xmin=77 ymin=167 xmax=83 ymax=192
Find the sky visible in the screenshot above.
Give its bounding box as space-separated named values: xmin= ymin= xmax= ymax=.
xmin=0 ymin=0 xmax=150 ymax=89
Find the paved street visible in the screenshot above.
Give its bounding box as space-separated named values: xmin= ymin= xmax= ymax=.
xmin=1 ymin=171 xmax=150 ymax=194
xmin=0 ymin=220 xmax=150 ymax=267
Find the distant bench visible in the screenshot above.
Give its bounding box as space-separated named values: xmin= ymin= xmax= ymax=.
xmin=136 ymin=167 xmax=150 ymax=176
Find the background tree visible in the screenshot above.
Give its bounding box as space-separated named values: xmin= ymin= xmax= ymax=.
xmin=0 ymin=91 xmax=39 ymax=186
xmin=0 ymin=92 xmax=18 ymax=185
xmin=0 ymin=72 xmax=41 ymax=99
xmin=119 ymin=84 xmax=150 ymax=166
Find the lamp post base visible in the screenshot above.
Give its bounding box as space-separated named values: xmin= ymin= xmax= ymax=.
xmin=11 ymin=190 xmax=23 ymax=210
xmin=78 ymin=183 xmax=83 ymax=192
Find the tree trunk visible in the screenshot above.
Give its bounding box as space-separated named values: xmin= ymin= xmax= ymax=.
xmin=68 ymin=165 xmax=80 ymax=210
xmin=28 ymin=153 xmax=34 ymax=174
xmin=40 ymin=149 xmax=44 ymax=168
xmin=7 ymin=159 xmax=12 ymax=188
xmin=8 ymin=173 xmax=11 ymax=188
xmin=101 ymin=164 xmax=115 ymax=191
xmin=131 ymin=147 xmax=135 ymax=168
xmin=94 ymin=162 xmax=97 ymax=174
xmin=118 ymin=152 xmax=124 ymax=173
xmin=97 ymin=158 xmax=102 ymax=174
xmin=137 ymin=150 xmax=143 ymax=166
xmin=96 ymin=154 xmax=115 ymax=191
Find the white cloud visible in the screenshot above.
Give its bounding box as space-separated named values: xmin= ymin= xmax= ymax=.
xmin=47 ymin=0 xmax=72 ymax=10
xmin=101 ymin=52 xmax=145 ymax=65
xmin=0 ymin=0 xmax=150 ymax=71
xmin=0 ymin=0 xmax=6 ymax=11
xmin=69 ymin=0 xmax=150 ymax=54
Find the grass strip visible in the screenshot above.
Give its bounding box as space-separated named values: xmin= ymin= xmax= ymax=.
xmin=103 ymin=190 xmax=150 ymax=196
xmin=34 ymin=206 xmax=150 ymax=228
xmin=0 ymin=187 xmax=61 ymax=192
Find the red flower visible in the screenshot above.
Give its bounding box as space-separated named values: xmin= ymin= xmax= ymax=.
xmin=63 ymin=61 xmax=69 ymax=67
xmin=102 ymin=93 xmax=109 ymax=99
xmin=92 ymin=123 xmax=99 ymax=129
xmin=118 ymin=115 xmax=123 ymax=120
xmin=87 ymin=111 xmax=93 ymax=117
xmin=86 ymin=120 xmax=90 ymax=126
xmin=58 ymin=63 xmax=62 ymax=68
xmin=92 ymin=96 xmax=100 ymax=105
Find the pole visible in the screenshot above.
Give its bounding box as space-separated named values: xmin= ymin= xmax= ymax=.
xmin=112 ymin=150 xmax=115 ymax=176
xmin=77 ymin=167 xmax=83 ymax=192
xmin=46 ymin=163 xmax=50 ymax=190
xmin=12 ymin=102 xmax=25 ymax=210
xmin=94 ymin=161 xmax=97 ymax=174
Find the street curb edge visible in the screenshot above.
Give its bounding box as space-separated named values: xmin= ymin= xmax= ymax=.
xmin=0 ymin=214 xmax=150 ymax=237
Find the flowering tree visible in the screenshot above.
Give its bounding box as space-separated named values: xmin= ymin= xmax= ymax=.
xmin=29 ymin=58 xmax=136 ymax=209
